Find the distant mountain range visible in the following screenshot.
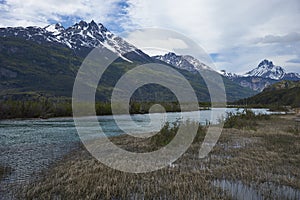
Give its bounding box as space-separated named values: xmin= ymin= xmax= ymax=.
xmin=153 ymin=52 xmax=213 ymax=73
xmin=153 ymin=53 xmax=300 ymax=92
xmin=0 ymin=20 xmax=256 ymax=102
xmin=221 ymin=59 xmax=300 ymax=91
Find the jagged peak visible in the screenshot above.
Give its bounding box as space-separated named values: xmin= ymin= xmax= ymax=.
xmin=153 ymin=52 xmax=212 ymax=72
xmin=258 ymin=59 xmax=274 ymax=68
xmin=78 ymin=20 xmax=88 ymax=27
xmin=67 ymin=20 xmax=107 ymax=32
xmin=256 ymin=59 xmax=285 ymax=72
xmin=89 ymin=20 xmax=105 ymax=29
xmin=244 ymin=59 xmax=287 ymax=80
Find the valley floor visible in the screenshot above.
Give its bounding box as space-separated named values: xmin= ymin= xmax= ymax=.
xmin=8 ymin=115 xmax=300 ymax=199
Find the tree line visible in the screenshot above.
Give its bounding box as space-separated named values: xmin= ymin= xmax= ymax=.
xmin=0 ymin=99 xmax=211 ymax=119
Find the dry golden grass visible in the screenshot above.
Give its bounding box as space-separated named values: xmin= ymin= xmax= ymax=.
xmin=19 ymin=115 xmax=300 ymax=199
xmin=19 ymin=149 xmax=229 ymax=199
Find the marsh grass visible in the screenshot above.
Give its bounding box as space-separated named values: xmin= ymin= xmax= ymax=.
xmin=286 ymin=126 xmax=300 ymax=135
xmin=107 ymin=121 xmax=207 ymax=154
xmin=17 ymin=115 xmax=300 ymax=199
xmin=18 ymin=149 xmax=229 ymax=200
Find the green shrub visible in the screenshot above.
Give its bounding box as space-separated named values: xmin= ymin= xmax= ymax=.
xmin=223 ymin=109 xmax=270 ymax=130
xmin=150 ymin=121 xmax=207 ymax=147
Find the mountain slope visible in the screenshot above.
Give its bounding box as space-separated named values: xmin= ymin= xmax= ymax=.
xmin=153 ymin=52 xmax=257 ymax=101
xmin=263 ymin=80 xmax=300 ymax=91
xmin=0 ymin=21 xmax=256 ymax=103
xmin=0 ymin=37 xmax=80 ymax=98
xmin=0 ymin=37 xmax=255 ymax=102
xmin=0 ymin=36 xmax=145 ymax=101
xmin=235 ymin=80 xmax=300 ymax=107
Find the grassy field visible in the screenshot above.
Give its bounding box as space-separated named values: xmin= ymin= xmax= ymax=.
xmin=18 ymin=114 xmax=300 ymax=199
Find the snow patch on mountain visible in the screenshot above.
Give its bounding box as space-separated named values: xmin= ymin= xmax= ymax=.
xmin=153 ymin=52 xmax=213 ymax=72
xmin=0 ymin=20 xmax=140 ymax=62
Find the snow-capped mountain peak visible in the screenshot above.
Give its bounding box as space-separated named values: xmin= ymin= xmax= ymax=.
xmin=153 ymin=52 xmax=212 ymax=72
xmin=221 ymin=59 xmax=300 ymax=91
xmin=244 ymin=59 xmax=286 ymax=80
xmin=0 ymin=20 xmax=141 ymax=62
xmin=57 ymin=20 xmax=137 ymax=55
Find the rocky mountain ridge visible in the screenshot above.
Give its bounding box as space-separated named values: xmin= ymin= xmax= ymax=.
xmin=221 ymin=59 xmax=300 ymax=91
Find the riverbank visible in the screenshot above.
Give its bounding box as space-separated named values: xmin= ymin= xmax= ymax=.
xmin=16 ymin=114 xmax=300 ymax=199
xmin=0 ymin=100 xmax=213 ymax=120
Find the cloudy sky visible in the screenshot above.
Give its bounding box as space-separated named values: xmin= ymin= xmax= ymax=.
xmin=0 ymin=0 xmax=299 ymax=74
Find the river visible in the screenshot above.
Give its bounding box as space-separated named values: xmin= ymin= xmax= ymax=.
xmin=0 ymin=108 xmax=278 ymax=198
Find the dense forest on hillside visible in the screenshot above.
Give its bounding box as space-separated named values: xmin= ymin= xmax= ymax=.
xmin=235 ymin=80 xmax=300 ymax=108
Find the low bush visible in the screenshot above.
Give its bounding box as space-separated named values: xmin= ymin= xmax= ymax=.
xmin=223 ymin=109 xmax=270 ymax=130
xmin=150 ymin=121 xmax=207 ymax=147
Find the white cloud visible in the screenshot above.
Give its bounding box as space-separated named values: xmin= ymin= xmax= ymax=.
xmin=125 ymin=0 xmax=300 ymax=73
xmin=0 ymin=0 xmax=121 ymax=27
xmin=0 ymin=0 xmax=299 ymax=73
xmin=125 ymin=30 xmax=189 ymax=56
xmin=212 ymin=42 xmax=300 ymax=74
xmin=255 ymin=33 xmax=300 ymax=44
xmin=125 ymin=28 xmax=215 ymax=67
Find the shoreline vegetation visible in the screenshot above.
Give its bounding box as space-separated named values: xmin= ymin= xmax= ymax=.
xmin=0 ymin=98 xmax=296 ymax=120
xmin=15 ymin=112 xmax=300 ymax=199
xmin=0 ymin=99 xmax=213 ymax=120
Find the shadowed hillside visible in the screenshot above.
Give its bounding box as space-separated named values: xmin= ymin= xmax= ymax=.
xmin=235 ymin=80 xmax=300 ymax=107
